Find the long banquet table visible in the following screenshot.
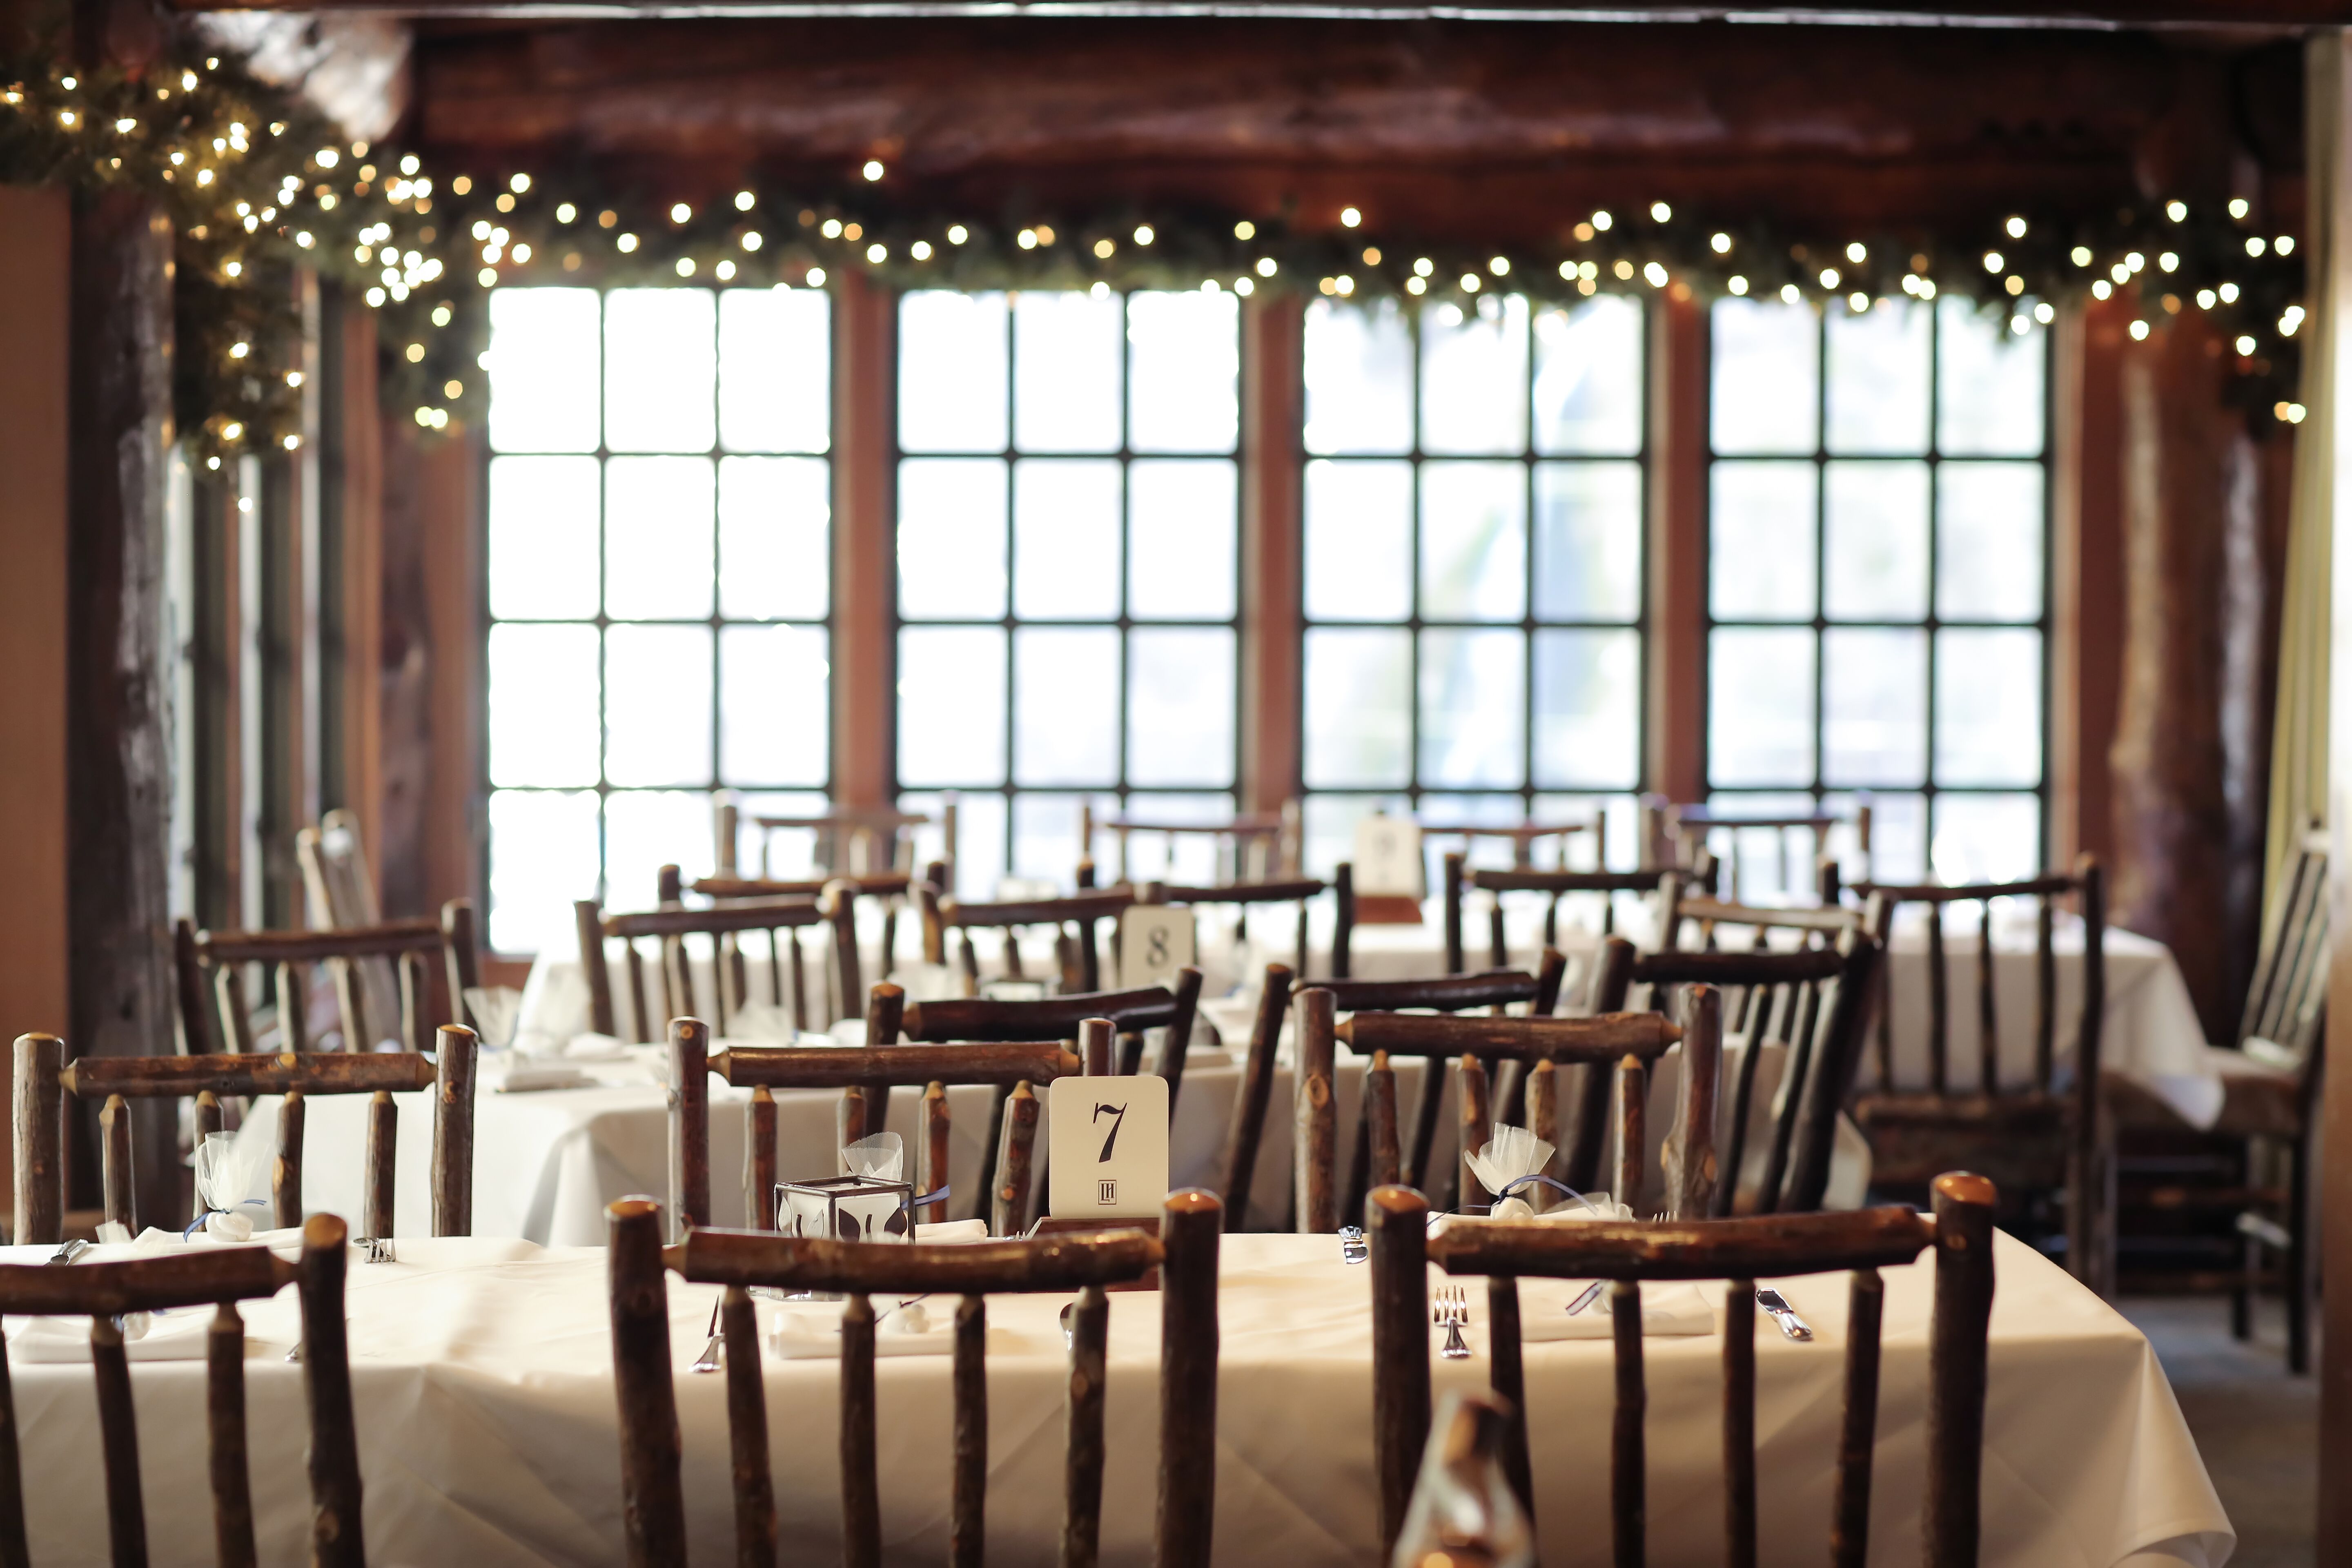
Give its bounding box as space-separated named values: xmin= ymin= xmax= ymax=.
xmin=0 ymin=1229 xmax=2229 ymax=1567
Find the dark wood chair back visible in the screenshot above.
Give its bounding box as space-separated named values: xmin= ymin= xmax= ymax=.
xmin=11 ymin=1027 xmax=478 ymax=1244
xmin=1446 ymin=858 xmax=1696 ymax=967
xmin=683 ymin=867 xmax=914 ymax=986
xmin=1133 ymin=876 xmax=1327 ymax=980
xmin=1665 ymin=801 xmax=1871 ymax=904
xmin=1604 ymin=930 xmax=1883 ymax=1218
xmin=1218 ymin=964 xmax=1297 ymax=1231
xmin=719 ymin=798 xmax=932 ymax=879
xmin=608 ymin=1191 xmax=1223 ymax=1568
xmin=174 ymin=901 xmax=480 ymax=1058
xmin=1365 ymin=1172 xmax=1997 ymax=1568
xmin=917 ymin=882 xmax=1137 ymax=997
xmin=1285 ymin=961 xmax=1568 ymax=1224
xmin=666 ymin=997 xmax=1093 ymax=1236
xmin=1848 ymin=858 xmax=2105 ymax=1288
xmin=1313 ymin=990 xmax=1716 ymax=1230
xmin=1080 ymin=800 xmax=1297 ymax=884
xmin=577 ymin=889 xmax=855 ymax=1042
xmin=0 ymin=1213 xmax=364 ymax=1568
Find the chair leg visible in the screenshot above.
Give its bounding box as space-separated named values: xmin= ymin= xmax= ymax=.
xmin=2286 ymin=1131 xmax=2312 ymax=1376
xmin=2231 ymin=1228 xmax=2254 ymax=1343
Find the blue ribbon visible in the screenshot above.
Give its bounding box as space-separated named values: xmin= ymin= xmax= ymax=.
xmin=1495 ymin=1175 xmax=1608 ymax=1216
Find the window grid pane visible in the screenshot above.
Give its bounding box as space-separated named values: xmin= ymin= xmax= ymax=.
xmin=1704 ymin=297 xmax=2049 ymax=895
xmin=1300 ymin=296 xmax=1648 ymax=871
xmin=486 ymin=285 xmax=833 ymax=950
xmin=895 ymin=290 xmax=1240 ymax=898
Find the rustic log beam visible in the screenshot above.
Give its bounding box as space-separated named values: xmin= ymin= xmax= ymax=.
xmin=1427 ymin=1204 xmax=1938 ymax=1281
xmin=667 ymin=1226 xmax=1161 ymax=1292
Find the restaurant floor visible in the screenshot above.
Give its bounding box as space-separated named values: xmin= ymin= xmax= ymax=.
xmin=2120 ymin=1296 xmax=2318 ymax=1568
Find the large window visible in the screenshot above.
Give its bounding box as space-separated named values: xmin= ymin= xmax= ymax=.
xmin=482 ymin=285 xmax=832 ymax=950
xmin=1297 ymin=294 xmax=1648 ymax=878
xmin=1705 ymin=295 xmax=2049 ymax=895
xmin=894 ymin=288 xmax=1241 ymax=898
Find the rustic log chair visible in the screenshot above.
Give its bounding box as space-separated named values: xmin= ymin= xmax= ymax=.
xmin=1637 ymin=904 xmax=1888 ymax=1217
xmin=666 ymin=999 xmax=1097 ymax=1237
xmin=902 ymin=976 xmax=1203 ymax=1226
xmin=1130 ymin=876 xmax=1329 ymax=986
xmin=2109 ymin=824 xmax=2328 ymax=1368
xmin=1297 ymin=988 xmax=1719 ymax=1232
xmin=0 ymin=1212 xmax=364 ymax=1568
xmin=679 ymin=866 xmax=914 ymax=987
xmin=722 ymin=799 xmax=934 ymax=881
xmin=608 ymin=1190 xmax=1223 ymax=1568
xmin=1442 ymin=855 xmax=1686 ymax=966
xmin=174 ymin=901 xmax=481 ymax=1057
xmin=917 ymin=878 xmax=1138 ymax=997
xmin=10 ymin=1027 xmax=478 ymax=1244
xmin=1281 ymin=961 xmax=1567 ymax=1226
xmin=575 ymin=890 xmax=855 ymax=1042
xmin=1080 ymin=799 xmax=1298 ymax=884
xmin=1847 ymin=858 xmax=2107 ymax=1291
xmin=1217 ymin=964 xmax=1297 ymax=1232
xmin=1365 ymin=1172 xmax=1998 ymax=1568
xmin=1665 ymin=800 xmax=1872 ymax=904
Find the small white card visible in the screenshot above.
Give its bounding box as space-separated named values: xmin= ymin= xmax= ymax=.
xmin=1116 ymin=904 xmax=1196 ymax=990
xmin=1048 ymin=1074 xmax=1169 ymax=1220
xmin=1353 ymin=814 xmax=1425 ymax=898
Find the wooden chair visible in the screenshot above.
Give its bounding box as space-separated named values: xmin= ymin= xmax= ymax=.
xmin=1421 ymin=815 xmax=1603 ymax=873
xmin=1600 ymin=928 xmax=1884 ymax=1218
xmin=608 ymin=1190 xmax=1223 ymax=1568
xmin=2110 ymin=825 xmax=2328 ymax=1368
xmin=1849 ymin=858 xmax=2107 ymax=1291
xmin=1442 ymin=855 xmax=1699 ymax=966
xmin=1365 ymin=1172 xmax=1998 ymax=1566
xmin=0 ymin=1212 xmax=365 ymax=1568
xmin=678 ymin=866 xmax=914 ymax=984
xmin=1132 ymin=876 xmax=1328 ymax=981
xmin=174 ymin=901 xmax=481 ymax=1056
xmin=1218 ymin=964 xmax=1297 ymax=1232
xmin=717 ymin=796 xmax=935 ymax=879
xmin=1279 ymin=961 xmax=1568 ymax=1222
xmin=576 ymin=890 xmax=858 ymax=1041
xmin=666 ymin=996 xmax=1094 ymax=1236
xmin=1301 ymin=988 xmax=1719 ymax=1232
xmin=12 ymin=1027 xmax=478 ymax=1243
xmin=917 ymin=880 xmax=1137 ymax=998
xmin=1665 ymin=800 xmax=1872 ymax=904
xmin=1080 ymin=800 xmax=1298 ymax=884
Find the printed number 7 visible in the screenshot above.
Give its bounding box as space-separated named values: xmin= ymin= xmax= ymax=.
xmin=1093 ymin=1102 xmax=1128 ymax=1162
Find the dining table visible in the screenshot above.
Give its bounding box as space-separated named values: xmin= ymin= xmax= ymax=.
xmin=0 ymin=1225 xmax=2230 ymax=1567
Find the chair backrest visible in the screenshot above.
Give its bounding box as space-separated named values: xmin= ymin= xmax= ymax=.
xmin=174 ymin=901 xmax=480 ymax=1056
xmin=1612 ymin=929 xmax=1882 ymax=1217
xmin=674 ymin=864 xmax=911 ymax=996
xmin=1666 ymin=800 xmax=1871 ymax=904
xmin=0 ymin=1213 xmax=364 ymax=1568
xmin=1133 ymin=876 xmax=1328 ymax=982
xmin=1365 ymin=1173 xmax=1996 ymax=1568
xmin=666 ymin=1007 xmax=1091 ymax=1236
xmin=918 ymin=883 xmax=1137 ymax=996
xmin=1290 ymin=980 xmax=1708 ymax=1232
xmin=1422 ymin=815 xmax=1602 ymax=872
xmin=608 ymin=1191 xmax=1223 ymax=1568
xmin=1286 ymin=961 xmax=1567 ymax=1221
xmin=1449 ymin=860 xmax=1691 ymax=964
xmin=577 ymin=891 xmax=851 ymax=1042
xmin=1080 ymin=800 xmax=1298 ymax=884
xmin=2238 ymin=824 xmax=2329 ymax=1066
xmin=11 ymin=1027 xmax=478 ymax=1244
xmin=296 ymin=808 xmax=405 ymax=1045
xmin=1218 ymin=964 xmax=1297 ymax=1232
xmin=719 ymin=799 xmax=931 ymax=879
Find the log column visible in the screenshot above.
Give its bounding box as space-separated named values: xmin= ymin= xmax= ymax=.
xmin=2108 ymin=307 xmax=2276 ymax=1036
xmin=66 ymin=183 xmax=179 ymax=1223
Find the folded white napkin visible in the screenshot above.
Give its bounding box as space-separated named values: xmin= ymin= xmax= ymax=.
xmin=564 ymin=1032 xmax=631 ymax=1062
xmin=727 ymin=1003 xmax=800 ymax=1043
xmin=496 ymin=1062 xmax=599 ymax=1093
xmin=6 ymin=1309 xmax=217 ymax=1363
xmin=914 ymin=1220 xmax=987 ymax=1243
xmin=765 ymin=1302 xmax=959 ymax=1360
xmin=1517 ymin=1280 xmax=1715 ymax=1340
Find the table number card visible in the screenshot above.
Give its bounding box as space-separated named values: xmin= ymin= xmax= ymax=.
xmin=1352 ymin=814 xmax=1425 ymax=898
xmin=1048 ymin=1074 xmax=1169 ymax=1220
xmin=1116 ymin=904 xmax=1196 ymax=990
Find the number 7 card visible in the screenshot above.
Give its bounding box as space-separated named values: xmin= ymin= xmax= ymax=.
xmin=1047 ymin=1073 xmax=1170 ymax=1220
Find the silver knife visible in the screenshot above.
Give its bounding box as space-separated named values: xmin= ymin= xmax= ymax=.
xmin=1755 ymin=1287 xmax=1813 ymax=1341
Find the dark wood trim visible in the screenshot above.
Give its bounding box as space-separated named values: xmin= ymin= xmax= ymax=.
xmin=833 ymin=269 xmax=895 ymax=813
xmin=1240 ymin=293 xmax=1303 ymax=817
xmin=1644 ymin=286 xmax=1706 ymax=808
xmin=170 ymin=0 xmax=2352 ymax=19
xmin=2050 ymin=297 xmax=2126 ymax=873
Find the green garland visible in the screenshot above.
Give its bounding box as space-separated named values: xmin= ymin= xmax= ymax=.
xmin=1 ymin=36 xmax=2315 ymax=457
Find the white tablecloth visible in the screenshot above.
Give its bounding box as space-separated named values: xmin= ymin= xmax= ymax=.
xmin=0 ymin=1230 xmax=2229 ymax=1567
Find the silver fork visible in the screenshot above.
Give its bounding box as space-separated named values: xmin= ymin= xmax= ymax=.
xmin=691 ymin=1298 xmax=724 ymax=1373
xmin=1433 ymin=1284 xmax=1472 ymax=1360
xmin=45 ymin=1238 xmax=89 ymax=1267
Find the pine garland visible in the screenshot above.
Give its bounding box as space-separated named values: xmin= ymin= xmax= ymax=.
xmin=2 ymin=37 xmax=2314 ymax=458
